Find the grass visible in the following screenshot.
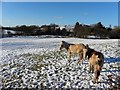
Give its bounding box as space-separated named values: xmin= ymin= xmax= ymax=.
xmin=1 ymin=48 xmax=120 ymax=88
xmin=30 ymin=64 xmax=44 ymax=71
xmin=15 ymin=50 xmax=68 ymax=71
xmin=110 ymin=62 xmax=120 ymax=70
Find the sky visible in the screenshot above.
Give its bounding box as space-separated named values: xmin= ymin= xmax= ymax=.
xmin=2 ymin=2 xmax=118 ymax=27
xmin=1 ymin=0 xmax=119 ymax=2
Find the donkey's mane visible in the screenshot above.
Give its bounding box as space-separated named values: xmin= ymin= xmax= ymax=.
xmin=62 ymin=41 xmax=74 ymax=50
xmin=86 ymin=47 xmax=95 ymax=59
xmin=62 ymin=41 xmax=74 ymax=45
xmin=86 ymin=47 xmax=104 ymax=62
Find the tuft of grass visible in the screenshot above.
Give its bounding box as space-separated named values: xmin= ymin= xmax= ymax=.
xmin=110 ymin=62 xmax=120 ymax=69
xmin=31 ymin=54 xmax=44 ymax=62
xmin=30 ymin=64 xmax=44 ymax=71
xmin=1 ymin=64 xmax=8 ymax=68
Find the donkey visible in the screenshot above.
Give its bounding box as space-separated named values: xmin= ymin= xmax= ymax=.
xmin=59 ymin=41 xmax=87 ymax=64
xmin=85 ymin=44 xmax=104 ymax=83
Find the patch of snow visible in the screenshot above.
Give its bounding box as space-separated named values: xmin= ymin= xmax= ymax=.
xmin=0 ymin=36 xmax=119 ymax=89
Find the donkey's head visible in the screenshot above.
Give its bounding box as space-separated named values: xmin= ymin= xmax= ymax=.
xmin=82 ymin=44 xmax=89 ymax=58
xmin=85 ymin=44 xmax=89 ymax=50
xmin=59 ymin=41 xmax=69 ymax=50
xmin=59 ymin=41 xmax=65 ymax=50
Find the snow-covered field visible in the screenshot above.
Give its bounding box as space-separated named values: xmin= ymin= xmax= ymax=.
xmin=0 ymin=36 xmax=120 ymax=89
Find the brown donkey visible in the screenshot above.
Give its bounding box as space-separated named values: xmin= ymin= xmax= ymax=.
xmin=85 ymin=44 xmax=104 ymax=83
xmin=59 ymin=41 xmax=87 ymax=64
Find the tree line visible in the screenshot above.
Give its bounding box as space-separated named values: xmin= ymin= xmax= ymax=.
xmin=73 ymin=22 xmax=120 ymax=39
xmin=2 ymin=22 xmax=120 ymax=39
xmin=2 ymin=24 xmax=68 ymax=36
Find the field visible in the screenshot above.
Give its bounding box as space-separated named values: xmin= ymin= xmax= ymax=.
xmin=0 ymin=36 xmax=120 ymax=89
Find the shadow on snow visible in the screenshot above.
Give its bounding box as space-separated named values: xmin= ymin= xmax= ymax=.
xmin=105 ymin=57 xmax=120 ymax=63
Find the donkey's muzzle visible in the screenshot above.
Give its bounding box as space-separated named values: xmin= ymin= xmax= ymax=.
xmin=60 ymin=47 xmax=62 ymax=50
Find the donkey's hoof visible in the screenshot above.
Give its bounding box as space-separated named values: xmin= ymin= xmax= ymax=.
xmin=77 ymin=62 xmax=80 ymax=65
xmin=77 ymin=61 xmax=81 ymax=64
xmin=92 ymin=80 xmax=98 ymax=84
xmin=88 ymin=70 xmax=91 ymax=73
xmin=92 ymin=81 xmax=96 ymax=84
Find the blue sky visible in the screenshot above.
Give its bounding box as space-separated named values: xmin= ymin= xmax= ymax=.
xmin=1 ymin=0 xmax=119 ymax=2
xmin=2 ymin=2 xmax=118 ymax=27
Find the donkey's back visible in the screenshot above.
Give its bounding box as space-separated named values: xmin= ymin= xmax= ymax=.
xmin=68 ymin=43 xmax=86 ymax=54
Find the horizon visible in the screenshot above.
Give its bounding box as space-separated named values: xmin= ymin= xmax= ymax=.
xmin=2 ymin=2 xmax=118 ymax=27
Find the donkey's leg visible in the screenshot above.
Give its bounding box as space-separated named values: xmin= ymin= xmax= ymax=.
xmin=81 ymin=52 xmax=84 ymax=64
xmin=91 ymin=65 xmax=94 ymax=73
xmin=93 ymin=65 xmax=100 ymax=84
xmin=88 ymin=62 xmax=92 ymax=73
xmin=68 ymin=51 xmax=71 ymax=63
xmin=93 ymin=74 xmax=97 ymax=84
xmin=77 ymin=52 xmax=83 ymax=64
xmin=93 ymin=70 xmax=99 ymax=84
xmin=83 ymin=48 xmax=87 ymax=60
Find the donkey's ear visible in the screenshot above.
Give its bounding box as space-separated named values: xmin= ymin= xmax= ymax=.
xmin=62 ymin=41 xmax=65 ymax=43
xmin=85 ymin=44 xmax=89 ymax=48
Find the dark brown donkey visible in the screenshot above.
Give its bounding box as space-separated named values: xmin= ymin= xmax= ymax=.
xmin=85 ymin=44 xmax=104 ymax=83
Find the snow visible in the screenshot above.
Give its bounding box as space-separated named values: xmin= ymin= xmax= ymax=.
xmin=0 ymin=36 xmax=120 ymax=89
xmin=3 ymin=30 xmax=16 ymax=35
